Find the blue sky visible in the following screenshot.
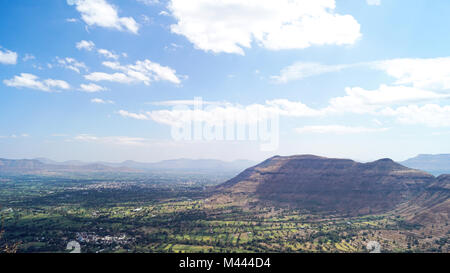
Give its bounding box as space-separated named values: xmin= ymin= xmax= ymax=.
xmin=1 ymin=0 xmax=450 ymax=162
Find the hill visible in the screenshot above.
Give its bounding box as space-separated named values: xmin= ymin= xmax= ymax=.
xmin=401 ymin=154 xmax=450 ymax=176
xmin=216 ymin=155 xmax=438 ymax=216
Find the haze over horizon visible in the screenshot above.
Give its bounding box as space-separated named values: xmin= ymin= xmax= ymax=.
xmin=2 ymin=0 xmax=450 ymax=163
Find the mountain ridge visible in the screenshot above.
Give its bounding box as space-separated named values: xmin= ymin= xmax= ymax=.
xmin=215 ymin=155 xmax=442 ymax=217
xmin=401 ymin=154 xmax=450 ymax=175
xmin=32 ymin=157 xmax=256 ymax=172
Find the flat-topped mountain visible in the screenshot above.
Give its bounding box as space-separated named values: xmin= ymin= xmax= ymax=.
xmin=217 ymin=155 xmax=438 ymax=215
xmin=401 ymin=154 xmax=450 ymax=176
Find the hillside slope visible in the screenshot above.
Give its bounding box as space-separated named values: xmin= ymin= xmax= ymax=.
xmin=216 ymin=155 xmax=437 ymax=215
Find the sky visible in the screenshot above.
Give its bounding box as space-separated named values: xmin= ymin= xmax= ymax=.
xmin=1 ymin=0 xmax=450 ymax=163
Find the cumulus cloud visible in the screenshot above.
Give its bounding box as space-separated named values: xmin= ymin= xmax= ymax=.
xmin=76 ymin=40 xmax=95 ymax=51
xmin=67 ymin=0 xmax=139 ymax=34
xmin=85 ymin=72 xmax=134 ymax=84
xmin=119 ymin=99 xmax=323 ymax=127
xmin=326 ymin=85 xmax=450 ymax=114
xmin=97 ymin=49 xmax=119 ymax=60
xmin=118 ymin=82 xmax=450 ymax=129
xmin=76 ymin=40 xmax=121 ymax=60
xmin=80 ymin=83 xmax=107 ymax=92
xmin=380 ymin=104 xmax=450 ymax=127
xmin=56 ymin=57 xmax=88 ymax=73
xmin=271 ymin=62 xmax=352 ymax=83
xmin=373 ymin=57 xmax=450 ymax=90
xmin=168 ymin=0 xmax=361 ymax=55
xmin=3 ymin=73 xmax=70 ymax=92
xmin=0 ymin=47 xmax=18 ymax=65
xmin=91 ymin=98 xmax=114 ymax=104
xmin=85 ymin=59 xmax=181 ymax=85
xmin=274 ymin=57 xmax=450 ymax=87
xmin=295 ymin=125 xmax=388 ymax=134
xmin=118 ymin=110 xmax=150 ymax=120
xmin=22 ymin=54 xmax=35 ymax=62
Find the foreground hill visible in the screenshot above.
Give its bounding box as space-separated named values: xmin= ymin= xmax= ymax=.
xmin=216 ymin=155 xmax=440 ymax=216
xmin=396 ymin=174 xmax=450 ymax=224
xmin=401 ymin=154 xmax=450 ymax=175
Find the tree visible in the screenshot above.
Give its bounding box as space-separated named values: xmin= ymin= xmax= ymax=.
xmin=0 ymin=207 xmax=20 ymax=253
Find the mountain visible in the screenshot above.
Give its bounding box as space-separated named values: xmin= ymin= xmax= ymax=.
xmin=135 ymin=158 xmax=256 ymax=172
xmin=0 ymin=158 xmax=138 ymax=175
xmin=215 ymin=155 xmax=438 ymax=215
xmin=401 ymin=154 xmax=450 ymax=176
xmin=34 ymin=158 xmax=256 ymax=173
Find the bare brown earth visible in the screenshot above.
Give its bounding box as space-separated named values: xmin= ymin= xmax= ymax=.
xmin=396 ymin=174 xmax=450 ymax=224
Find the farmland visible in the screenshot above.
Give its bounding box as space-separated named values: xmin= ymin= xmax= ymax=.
xmin=0 ymin=174 xmax=448 ymax=253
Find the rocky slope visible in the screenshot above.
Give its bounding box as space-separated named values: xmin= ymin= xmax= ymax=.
xmin=217 ymin=155 xmax=438 ymax=215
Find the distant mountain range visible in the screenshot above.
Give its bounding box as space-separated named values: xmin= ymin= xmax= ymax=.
xmin=0 ymin=157 xmax=256 ymax=175
xmin=99 ymin=158 xmax=256 ymax=173
xmin=401 ymin=154 xmax=450 ymax=175
xmin=214 ymin=155 xmax=449 ymax=225
xmin=0 ymin=158 xmax=138 ymax=175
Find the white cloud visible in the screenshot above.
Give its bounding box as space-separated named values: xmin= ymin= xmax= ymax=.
xmin=67 ymin=0 xmax=139 ymax=34
xmin=97 ymin=48 xmax=119 ymax=60
xmin=120 ymin=88 xmax=450 ymax=130
xmin=366 ymin=0 xmax=381 ymax=6
xmin=119 ymin=99 xmax=323 ymax=127
xmin=57 ymin=57 xmax=88 ymax=73
xmin=80 ymin=83 xmax=107 ymax=92
xmin=3 ymin=73 xmax=70 ymax=92
xmin=137 ymin=0 xmax=159 ymax=5
xmin=22 ymin=54 xmax=35 ymax=62
xmin=374 ymin=57 xmax=450 ymax=90
xmin=0 ymin=134 xmax=30 ymax=139
xmin=118 ymin=110 xmax=150 ymax=120
xmin=266 ymin=99 xmax=325 ymax=117
xmin=85 ymin=72 xmax=134 ymax=84
xmin=271 ymin=62 xmax=352 ymax=83
xmin=91 ymin=98 xmax=114 ymax=104
xmin=150 ymin=100 xmax=228 ymax=106
xmin=0 ymin=47 xmax=18 ymax=65
xmin=85 ymin=59 xmax=181 ymax=85
xmin=76 ymin=41 xmax=121 ymax=61
xmin=73 ymin=134 xmax=150 ymax=146
xmin=274 ymin=57 xmax=450 ymax=88
xmin=295 ymin=125 xmax=388 ymax=134
xmin=380 ymin=104 xmax=450 ymax=127
xmin=326 ymin=85 xmax=450 ymax=114
xmin=76 ymin=40 xmax=95 ymax=51
xmin=168 ymin=0 xmax=361 ymax=55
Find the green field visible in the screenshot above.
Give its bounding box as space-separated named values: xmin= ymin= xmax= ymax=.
xmin=0 ymin=174 xmax=448 ymax=253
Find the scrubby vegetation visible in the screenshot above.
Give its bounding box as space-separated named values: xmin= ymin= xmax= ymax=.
xmin=0 ymin=174 xmax=448 ymax=253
